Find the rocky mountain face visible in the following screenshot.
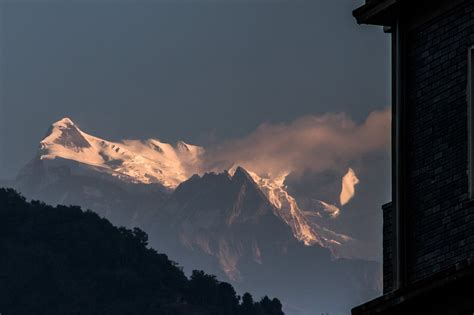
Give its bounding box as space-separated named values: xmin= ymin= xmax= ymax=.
xmin=149 ymin=167 xmax=293 ymax=281
xmin=3 ymin=118 xmax=382 ymax=315
xmin=145 ymin=169 xmax=381 ymax=315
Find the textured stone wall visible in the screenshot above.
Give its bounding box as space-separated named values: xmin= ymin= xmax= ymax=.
xmin=404 ymin=1 xmax=474 ymax=284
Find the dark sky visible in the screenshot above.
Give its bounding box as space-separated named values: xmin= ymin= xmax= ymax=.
xmin=0 ymin=0 xmax=390 ymax=179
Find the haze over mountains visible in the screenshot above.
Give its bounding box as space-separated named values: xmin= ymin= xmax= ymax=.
xmin=3 ymin=118 xmax=383 ymax=315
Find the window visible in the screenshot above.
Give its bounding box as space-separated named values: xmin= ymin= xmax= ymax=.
xmin=469 ymin=46 xmax=474 ymax=198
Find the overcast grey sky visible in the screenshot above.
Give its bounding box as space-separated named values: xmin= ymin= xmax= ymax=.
xmin=0 ymin=0 xmax=390 ymax=179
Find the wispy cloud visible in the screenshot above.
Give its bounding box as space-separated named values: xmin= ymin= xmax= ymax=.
xmin=203 ymin=107 xmax=391 ymax=179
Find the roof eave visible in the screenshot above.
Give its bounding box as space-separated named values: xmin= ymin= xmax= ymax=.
xmin=353 ymin=0 xmax=399 ymax=26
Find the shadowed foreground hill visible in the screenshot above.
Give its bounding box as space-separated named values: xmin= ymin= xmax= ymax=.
xmin=0 ymin=188 xmax=284 ymax=315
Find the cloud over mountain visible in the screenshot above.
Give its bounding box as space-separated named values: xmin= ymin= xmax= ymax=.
xmin=203 ymin=108 xmax=391 ymax=179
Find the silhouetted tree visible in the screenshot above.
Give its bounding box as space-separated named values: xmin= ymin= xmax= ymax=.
xmin=187 ymin=270 xmax=219 ymax=306
xmin=240 ymin=292 xmax=255 ymax=314
xmin=217 ymin=282 xmax=240 ymax=314
xmin=132 ymin=227 xmax=149 ymax=246
xmin=260 ymin=296 xmax=284 ymax=315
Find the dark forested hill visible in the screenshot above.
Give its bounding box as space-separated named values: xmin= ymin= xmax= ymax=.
xmin=0 ymin=188 xmax=284 ymax=315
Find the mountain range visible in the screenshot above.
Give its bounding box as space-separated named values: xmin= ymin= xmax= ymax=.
xmin=3 ymin=118 xmax=382 ymax=315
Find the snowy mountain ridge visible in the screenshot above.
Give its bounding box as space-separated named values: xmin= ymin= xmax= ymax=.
xmin=40 ymin=118 xmax=204 ymax=189
xmin=37 ymin=117 xmax=366 ymax=259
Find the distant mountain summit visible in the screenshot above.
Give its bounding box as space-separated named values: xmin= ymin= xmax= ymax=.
xmin=39 ymin=117 xmax=203 ymax=188
xmin=42 ymin=117 xmax=92 ymax=151
xmin=153 ymin=167 xmax=283 ymax=281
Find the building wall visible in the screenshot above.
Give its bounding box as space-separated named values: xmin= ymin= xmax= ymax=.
xmin=404 ymin=1 xmax=474 ymax=284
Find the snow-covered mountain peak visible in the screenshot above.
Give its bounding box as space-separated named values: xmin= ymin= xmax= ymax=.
xmin=38 ymin=119 xmax=204 ymax=189
xmin=41 ymin=117 xmax=91 ymax=153
xmin=227 ymin=165 xmax=258 ymax=181
xmin=226 ymin=165 xmax=238 ymax=177
xmin=55 ymin=117 xmax=75 ymax=127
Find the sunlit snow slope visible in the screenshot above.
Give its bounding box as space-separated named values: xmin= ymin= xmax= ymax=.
xmin=40 ymin=118 xmax=203 ymax=189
